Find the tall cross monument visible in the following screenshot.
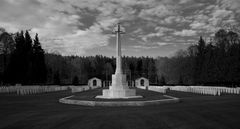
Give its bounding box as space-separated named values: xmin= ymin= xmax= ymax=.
xmin=115 ymin=23 xmax=124 ymax=74
xmin=96 ymin=23 xmax=142 ymax=99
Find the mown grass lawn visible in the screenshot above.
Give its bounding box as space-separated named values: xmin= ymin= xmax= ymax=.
xmin=0 ymin=88 xmax=240 ymax=129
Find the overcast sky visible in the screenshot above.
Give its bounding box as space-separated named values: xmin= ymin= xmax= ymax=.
xmin=0 ymin=0 xmax=239 ymax=57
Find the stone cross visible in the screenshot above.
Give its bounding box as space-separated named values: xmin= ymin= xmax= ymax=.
xmin=113 ymin=23 xmax=125 ymax=74
xmin=96 ymin=22 xmax=141 ymax=99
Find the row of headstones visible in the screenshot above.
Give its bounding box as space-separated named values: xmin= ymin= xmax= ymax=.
xmin=0 ymin=86 xmax=68 ymax=95
xmin=169 ymin=86 xmax=240 ymax=96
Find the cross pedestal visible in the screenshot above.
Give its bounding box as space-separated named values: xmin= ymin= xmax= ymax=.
xmin=98 ymin=73 xmax=139 ymax=99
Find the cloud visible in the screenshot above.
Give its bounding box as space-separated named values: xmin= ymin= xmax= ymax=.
xmin=157 ymin=41 xmax=192 ymax=47
xmin=131 ymin=45 xmax=158 ymax=50
xmin=163 ymin=16 xmax=191 ymax=24
xmin=141 ymin=32 xmax=164 ymax=42
xmin=155 ymin=26 xmax=174 ymax=32
xmin=218 ymin=0 xmax=240 ymax=13
xmin=139 ymin=3 xmax=178 ymax=21
xmin=189 ymin=6 xmax=236 ymax=33
xmin=212 ymin=9 xmax=232 ymax=19
xmin=141 ymin=26 xmax=174 ymax=42
xmin=173 ymin=29 xmax=197 ymax=37
xmin=157 ymin=42 xmax=175 ymax=46
xmin=0 ymin=0 xmax=114 ymax=56
xmin=205 ymin=8 xmax=235 ymax=32
xmin=0 ymin=0 xmax=239 ymax=57
xmin=54 ymin=28 xmax=110 ymax=55
xmin=189 ymin=20 xmax=216 ymax=32
xmin=179 ymin=0 xmax=191 ymax=4
xmin=0 ymin=0 xmax=50 ymax=32
xmin=33 ymin=21 xmax=112 ymax=55
xmin=132 ymin=28 xmax=143 ymax=34
xmin=190 ymin=22 xmax=206 ymax=29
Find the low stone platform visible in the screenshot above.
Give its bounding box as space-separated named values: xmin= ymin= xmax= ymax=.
xmin=59 ymin=88 xmax=180 ymax=106
xmin=97 ymin=73 xmax=142 ymax=99
xmin=96 ymin=89 xmax=142 ymax=99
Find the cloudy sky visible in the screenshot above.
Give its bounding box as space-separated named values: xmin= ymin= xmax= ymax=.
xmin=0 ymin=0 xmax=239 ymax=57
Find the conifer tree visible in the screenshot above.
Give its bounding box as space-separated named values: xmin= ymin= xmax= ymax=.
xmin=72 ymin=76 xmax=79 ymax=85
xmin=159 ymin=75 xmax=166 ymax=86
xmin=32 ymin=33 xmax=47 ymax=84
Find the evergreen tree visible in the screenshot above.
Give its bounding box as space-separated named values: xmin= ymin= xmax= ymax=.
xmin=0 ymin=31 xmax=15 ymax=84
xmin=53 ymin=71 xmax=60 ymax=85
xmin=32 ymin=33 xmax=47 ymax=84
xmin=104 ymin=62 xmax=114 ymax=81
xmin=24 ymin=30 xmax=33 ymax=83
xmin=24 ymin=30 xmax=32 ymax=53
xmin=159 ymin=75 xmax=166 ymax=86
xmin=178 ymin=75 xmax=184 ymax=85
xmin=195 ymin=36 xmax=206 ymax=84
xmin=11 ymin=31 xmax=26 ymax=84
xmin=72 ymin=76 xmax=79 ymax=85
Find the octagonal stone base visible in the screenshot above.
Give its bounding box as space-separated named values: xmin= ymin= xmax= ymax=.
xmin=96 ymin=88 xmax=142 ymax=99
xmin=96 ymin=72 xmax=142 ymax=99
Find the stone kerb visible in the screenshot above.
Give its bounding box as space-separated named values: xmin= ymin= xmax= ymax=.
xmin=69 ymin=86 xmax=92 ymax=93
xmin=147 ymin=86 xmax=168 ymax=93
xmin=59 ymin=95 xmax=180 ymax=107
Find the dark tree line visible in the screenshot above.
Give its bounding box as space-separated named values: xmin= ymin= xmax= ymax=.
xmin=44 ymin=54 xmax=157 ymax=85
xmin=1 ymin=28 xmax=240 ymax=86
xmin=0 ymin=30 xmax=46 ymax=85
xmin=156 ymin=29 xmax=240 ymax=87
xmin=0 ymin=28 xmax=157 ymax=85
